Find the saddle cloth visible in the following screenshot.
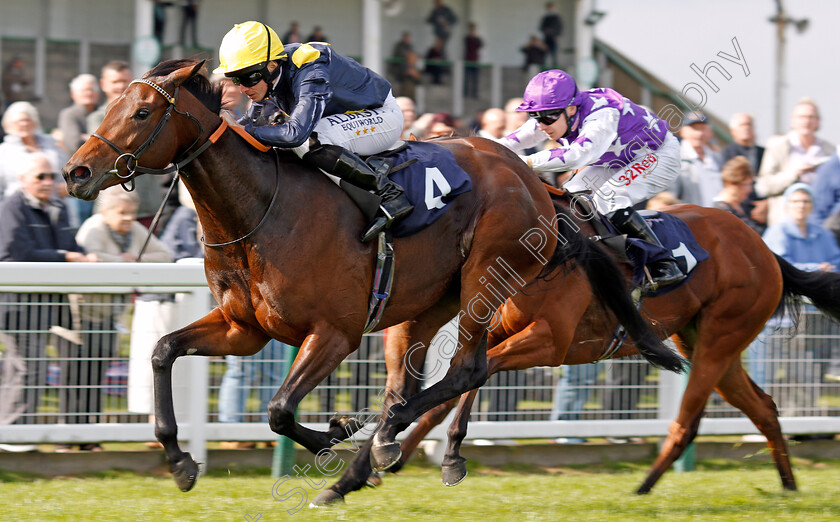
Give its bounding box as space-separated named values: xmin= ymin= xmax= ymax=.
xmin=599 ymin=210 xmax=709 ymax=296
xmin=370 ymin=141 xmax=472 ymax=237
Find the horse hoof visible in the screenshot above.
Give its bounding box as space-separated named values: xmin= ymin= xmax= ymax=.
xmin=442 ymin=461 xmax=468 ymax=487
xmin=370 ymin=441 xmax=402 ymax=472
xmin=310 ymin=489 xmax=345 ymax=507
xmin=171 ymin=453 xmax=199 ymax=492
xmin=366 ymin=472 xmax=383 ymax=488
xmin=329 ymin=414 xmax=365 ymax=439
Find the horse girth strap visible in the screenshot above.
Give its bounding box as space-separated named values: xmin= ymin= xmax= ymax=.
xmin=363 ymin=230 xmax=396 ymax=334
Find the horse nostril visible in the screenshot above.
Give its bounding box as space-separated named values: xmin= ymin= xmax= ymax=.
xmin=73 ymin=166 xmax=91 ymax=181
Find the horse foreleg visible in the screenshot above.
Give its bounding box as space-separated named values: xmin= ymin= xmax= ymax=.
xmin=266 ymin=327 xmax=359 ymax=454
xmin=152 ymin=308 xmax=269 ymax=492
xmin=715 ymin=358 xmax=796 ymax=491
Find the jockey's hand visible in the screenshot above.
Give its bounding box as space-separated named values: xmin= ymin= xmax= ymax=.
xmin=267 ymin=110 xmax=289 ymax=125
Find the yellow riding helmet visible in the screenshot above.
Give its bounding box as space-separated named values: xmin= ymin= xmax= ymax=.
xmin=213 ymin=21 xmax=287 ymax=74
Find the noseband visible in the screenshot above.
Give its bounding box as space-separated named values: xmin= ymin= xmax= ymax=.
xmin=92 ymin=79 xmax=208 ymax=188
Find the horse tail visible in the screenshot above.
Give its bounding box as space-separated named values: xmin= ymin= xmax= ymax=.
xmin=539 ymin=198 xmax=686 ymax=373
xmin=774 ymin=254 xmax=840 ymax=323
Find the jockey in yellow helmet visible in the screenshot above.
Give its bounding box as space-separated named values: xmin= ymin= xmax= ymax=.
xmin=214 ymin=21 xmax=412 ymax=242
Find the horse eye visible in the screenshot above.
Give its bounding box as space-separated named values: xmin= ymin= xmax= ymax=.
xmin=134 ymin=108 xmax=151 ymax=120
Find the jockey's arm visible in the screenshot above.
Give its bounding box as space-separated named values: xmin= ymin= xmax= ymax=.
xmin=495 ymin=119 xmax=551 ymax=152
xmin=248 ymin=94 xmax=327 ymax=148
xmin=521 ymin=108 xmax=620 ymax=172
xmin=247 ymin=63 xmax=333 ymax=148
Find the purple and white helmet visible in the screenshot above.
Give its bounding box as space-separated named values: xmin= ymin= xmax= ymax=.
xmin=516 ymin=69 xmax=580 ymax=112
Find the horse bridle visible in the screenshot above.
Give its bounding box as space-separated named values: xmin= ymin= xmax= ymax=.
xmin=92 ymin=79 xmax=207 ymax=188
xmin=91 ymin=78 xmax=282 ymax=249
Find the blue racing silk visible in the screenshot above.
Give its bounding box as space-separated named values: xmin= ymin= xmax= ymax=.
xmin=241 ymin=42 xmax=393 ymax=148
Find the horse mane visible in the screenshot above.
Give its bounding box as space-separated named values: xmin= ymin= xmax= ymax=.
xmin=145 ymin=58 xmax=222 ymax=115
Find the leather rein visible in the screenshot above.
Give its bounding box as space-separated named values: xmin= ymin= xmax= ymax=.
xmin=90 ymin=78 xmax=280 ymax=249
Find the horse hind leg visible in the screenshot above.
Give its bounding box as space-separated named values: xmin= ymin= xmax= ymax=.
xmin=637 ymin=335 xmax=741 ymax=494
xmin=715 ymin=359 xmax=797 ymax=491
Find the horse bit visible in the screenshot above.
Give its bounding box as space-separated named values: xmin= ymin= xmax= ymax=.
xmin=91 ymin=79 xmax=206 ymax=188
xmin=90 ymin=78 xmax=282 ymax=249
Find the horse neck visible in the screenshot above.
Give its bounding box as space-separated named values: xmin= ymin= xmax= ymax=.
xmin=182 ymin=130 xmax=288 ymax=244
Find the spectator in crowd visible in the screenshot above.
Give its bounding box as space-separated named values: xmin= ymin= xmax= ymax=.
xmin=503 ymin=97 xmax=528 ymax=134
xmin=218 ymin=339 xmax=287 ymax=448
xmin=58 ymin=74 xmax=99 ymax=156
xmin=0 ymin=102 xmax=67 ymax=199
xmin=463 ymin=22 xmax=483 ymax=99
xmin=0 ymin=153 xmax=95 ymax=445
xmin=395 ymin=96 xmax=419 ymax=139
xmin=748 ymin=183 xmax=840 ymax=419
xmin=0 ymin=102 xmax=76 ymax=227
xmin=212 ymin=74 xmax=246 ymax=119
xmin=69 ymin=188 xmax=172 ymax=452
xmin=86 ymin=61 xmax=133 ymax=135
xmin=179 ymin=0 xmax=200 ymax=47
xmin=306 ymin=26 xmax=328 ymax=43
xmin=152 ymin=1 xmax=172 ymax=44
xmin=426 ymin=0 xmax=458 ymax=50
xmin=425 ymin=37 xmax=448 ymax=85
xmin=426 ymin=112 xmax=457 ymax=138
xmin=89 ymin=61 xmax=178 ymax=232
xmin=549 ymin=364 xmax=598 ymax=443
xmin=713 ymin=156 xmax=763 ymax=235
xmin=756 ymin=98 xmax=835 ymax=226
xmin=477 ymin=108 xmax=506 ymax=140
xmin=282 ymin=21 xmax=301 ymax=44
xmin=645 ymin=191 xmax=680 ymax=211
xmin=539 ymin=2 xmax=563 ymax=67
xmin=389 ymin=31 xmax=414 ymax=77
xmin=720 ymin=112 xmax=766 ymax=224
xmin=127 ymin=183 xmax=190 ymax=438
xmin=520 ymin=36 xmax=548 ymax=75
xmin=58 ymin=74 xmax=100 ymax=223
xmin=602 ymin=355 xmax=651 ymax=443
xmin=2 ymin=57 xmax=32 ymax=109
xmin=668 ymin=111 xmax=722 ymax=208
xmin=812 ymin=147 xmax=840 ymax=244
xmin=399 ymin=52 xmax=422 ymax=100
xmin=721 ymin=113 xmax=764 ymax=173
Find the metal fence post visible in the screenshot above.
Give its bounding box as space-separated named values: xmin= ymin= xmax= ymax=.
xmin=272 ymin=345 xmax=300 ymax=478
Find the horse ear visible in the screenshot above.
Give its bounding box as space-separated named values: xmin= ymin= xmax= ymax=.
xmin=169 ymin=60 xmax=207 ymax=87
xmin=408 ymin=134 xmax=418 ymax=141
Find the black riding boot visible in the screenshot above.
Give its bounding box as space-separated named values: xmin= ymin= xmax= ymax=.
xmin=303 ymin=143 xmax=414 ymax=242
xmin=609 ymin=207 xmax=685 ymax=292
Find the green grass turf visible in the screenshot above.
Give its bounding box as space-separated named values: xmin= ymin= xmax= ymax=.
xmin=2 ymin=457 xmax=840 ymax=520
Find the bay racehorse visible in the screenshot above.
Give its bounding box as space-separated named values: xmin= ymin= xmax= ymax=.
xmin=61 ymin=59 xmax=680 ymax=491
xmin=313 ymin=192 xmax=840 ymax=505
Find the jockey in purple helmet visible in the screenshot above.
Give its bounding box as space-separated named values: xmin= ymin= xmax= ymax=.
xmin=497 ymin=69 xmax=684 ymax=291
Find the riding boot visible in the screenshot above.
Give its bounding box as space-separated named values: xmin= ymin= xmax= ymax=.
xmin=609 ymin=207 xmax=685 ymax=291
xmin=302 ymin=142 xmax=414 ymax=242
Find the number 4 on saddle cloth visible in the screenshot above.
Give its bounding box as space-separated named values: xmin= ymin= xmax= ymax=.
xmin=595 ymin=209 xmax=709 ymax=297
xmin=362 ymin=141 xmax=473 ymax=237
